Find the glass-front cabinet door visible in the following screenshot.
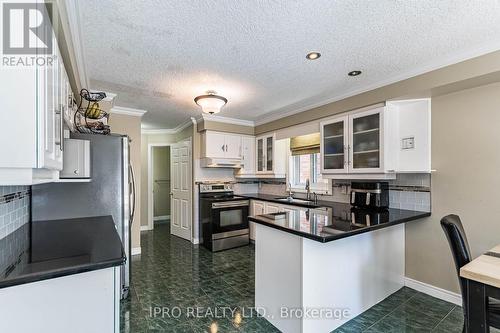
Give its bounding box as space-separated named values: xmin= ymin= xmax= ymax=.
xmin=266 ymin=136 xmax=273 ymax=172
xmin=349 ymin=108 xmax=383 ymax=172
xmin=320 ymin=116 xmax=348 ymax=173
xmin=257 ymin=137 xmax=264 ymax=172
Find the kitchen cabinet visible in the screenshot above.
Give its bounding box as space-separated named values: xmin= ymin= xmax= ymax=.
xmin=201 ymin=131 xmax=242 ymax=159
xmin=255 ymin=134 xmax=287 ymax=178
xmin=249 ymin=200 xmax=301 ymax=241
xmin=320 ymin=100 xmax=431 ymax=178
xmin=250 ymin=200 xmax=266 ymax=240
xmin=0 ymin=8 xmax=71 ymax=185
xmin=235 ymin=135 xmax=256 ymax=176
xmin=265 ymin=203 xmax=281 ymax=214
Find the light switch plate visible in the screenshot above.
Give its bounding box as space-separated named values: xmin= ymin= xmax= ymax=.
xmin=401 ymin=136 xmax=415 ymax=150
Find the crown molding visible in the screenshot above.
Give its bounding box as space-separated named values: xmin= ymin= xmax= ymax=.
xmin=255 ymin=42 xmax=500 ymax=127
xmin=111 ymin=106 xmax=147 ymax=117
xmin=62 ymin=0 xmax=90 ymax=90
xmin=197 ymin=114 xmax=254 ymax=127
xmin=142 ymin=118 xmax=195 ymax=134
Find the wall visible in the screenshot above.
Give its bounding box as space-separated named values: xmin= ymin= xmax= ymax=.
xmin=108 ymin=114 xmax=142 ymax=251
xmin=152 ymin=146 xmax=170 ymax=218
xmin=0 ymin=186 xmax=30 ymax=240
xmin=406 ymin=82 xmax=500 ymax=293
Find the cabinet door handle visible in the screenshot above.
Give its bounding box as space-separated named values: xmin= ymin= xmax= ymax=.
xmin=60 ymin=105 xmax=64 ymax=152
xmin=221 ymin=145 xmax=225 ymax=152
xmin=225 ymin=144 xmax=228 ymax=152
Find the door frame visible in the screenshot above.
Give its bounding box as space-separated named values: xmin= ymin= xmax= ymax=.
xmin=147 ymin=143 xmax=172 ymax=231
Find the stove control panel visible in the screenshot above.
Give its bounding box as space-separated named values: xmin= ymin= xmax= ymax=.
xmin=199 ymin=183 xmax=233 ymax=193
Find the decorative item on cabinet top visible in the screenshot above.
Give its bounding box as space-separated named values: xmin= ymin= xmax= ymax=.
xmin=73 ymin=89 xmax=110 ymax=135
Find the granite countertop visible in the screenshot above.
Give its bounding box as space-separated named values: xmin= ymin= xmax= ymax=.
xmin=248 ymin=202 xmax=430 ymax=243
xmin=0 ymin=216 xmax=125 ymax=289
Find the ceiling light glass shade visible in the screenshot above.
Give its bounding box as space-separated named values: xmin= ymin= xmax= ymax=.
xmin=194 ymin=94 xmax=228 ymax=114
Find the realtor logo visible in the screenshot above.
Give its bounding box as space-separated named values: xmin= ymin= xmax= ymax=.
xmin=2 ymin=3 xmax=52 ymax=55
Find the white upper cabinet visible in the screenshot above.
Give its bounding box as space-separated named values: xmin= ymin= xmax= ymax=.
xmin=224 ymin=134 xmax=243 ymax=159
xmin=201 ymin=131 xmax=242 ymax=159
xmin=0 ymin=4 xmax=71 ymax=185
xmin=203 ymin=132 xmax=227 ymax=158
xmin=236 ymin=136 xmax=256 ymax=176
xmin=320 ymin=100 xmax=431 ymax=178
xmin=255 ymin=134 xmax=287 ymax=178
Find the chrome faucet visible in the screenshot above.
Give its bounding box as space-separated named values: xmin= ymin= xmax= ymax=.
xmin=312 ymin=192 xmax=319 ymax=205
xmin=305 ymin=179 xmax=311 ymax=200
xmin=287 ymin=182 xmax=294 ymax=200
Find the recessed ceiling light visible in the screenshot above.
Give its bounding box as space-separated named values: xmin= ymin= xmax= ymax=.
xmin=306 ymin=52 xmax=321 ymax=60
xmin=348 ymin=70 xmax=362 ymax=76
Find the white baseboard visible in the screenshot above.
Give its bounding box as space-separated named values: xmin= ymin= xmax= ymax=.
xmin=131 ymin=247 xmax=141 ymax=256
xmin=404 ymin=277 xmax=462 ymax=306
xmin=140 ymin=225 xmax=152 ymax=231
xmin=192 ymin=238 xmax=200 ymax=245
xmin=153 ymin=215 xmax=170 ymax=221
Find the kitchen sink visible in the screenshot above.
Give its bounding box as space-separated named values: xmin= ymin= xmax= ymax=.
xmin=274 ymin=197 xmax=317 ymax=205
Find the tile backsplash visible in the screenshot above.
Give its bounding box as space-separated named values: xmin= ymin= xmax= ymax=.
xmin=0 ymin=186 xmax=31 ymax=240
xmin=251 ymin=173 xmax=431 ymax=212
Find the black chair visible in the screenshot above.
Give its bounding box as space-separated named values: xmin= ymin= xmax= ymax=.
xmin=441 ymin=214 xmax=500 ymax=332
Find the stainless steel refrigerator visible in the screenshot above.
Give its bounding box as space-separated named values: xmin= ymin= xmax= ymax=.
xmin=31 ymin=133 xmax=136 ymax=300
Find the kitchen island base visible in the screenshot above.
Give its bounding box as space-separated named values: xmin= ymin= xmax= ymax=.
xmin=255 ymin=223 xmax=405 ymax=333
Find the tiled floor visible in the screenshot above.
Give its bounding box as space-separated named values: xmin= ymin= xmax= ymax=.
xmin=121 ymin=223 xmax=487 ymax=332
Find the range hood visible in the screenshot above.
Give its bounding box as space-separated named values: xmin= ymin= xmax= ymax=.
xmin=201 ymin=157 xmax=242 ymax=168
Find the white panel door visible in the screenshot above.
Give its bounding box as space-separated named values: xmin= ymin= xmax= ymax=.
xmin=170 ymin=140 xmax=192 ymax=241
xmin=224 ymin=134 xmax=242 ymax=159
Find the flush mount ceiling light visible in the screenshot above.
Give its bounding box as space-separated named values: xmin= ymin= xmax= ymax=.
xmin=306 ymin=52 xmax=321 ymax=60
xmin=194 ymin=92 xmax=228 ymax=115
xmin=348 ymin=70 xmax=362 ymax=76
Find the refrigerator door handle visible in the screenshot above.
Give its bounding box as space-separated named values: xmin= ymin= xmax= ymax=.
xmin=130 ymin=165 xmax=136 ymax=226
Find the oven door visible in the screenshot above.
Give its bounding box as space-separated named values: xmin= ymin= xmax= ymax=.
xmin=211 ymin=200 xmax=249 ymax=234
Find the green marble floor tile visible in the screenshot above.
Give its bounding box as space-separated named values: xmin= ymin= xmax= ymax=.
xmin=123 ymin=223 xmax=467 ymax=333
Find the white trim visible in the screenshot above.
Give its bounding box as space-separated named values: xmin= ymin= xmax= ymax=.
xmin=111 ymin=106 xmax=147 ymax=117
xmin=404 ymin=277 xmax=462 ymax=306
xmin=131 ymin=247 xmax=141 ymax=256
xmin=192 ymin=238 xmax=200 ymax=245
xmin=148 ymin=143 xmax=173 ymax=231
xmin=154 ymin=215 xmax=170 ymax=221
xmin=62 ymin=0 xmax=90 ymax=89
xmin=142 ymin=118 xmax=194 ymax=134
xmin=197 ymin=114 xmax=255 ymax=127
xmin=140 ymin=225 xmax=151 ymax=232
xmin=254 ymin=41 xmax=500 ymax=126
xmin=102 ymin=92 xmax=117 ymax=104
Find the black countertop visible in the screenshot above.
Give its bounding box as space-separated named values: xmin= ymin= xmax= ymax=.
xmin=247 ymin=199 xmax=430 ymax=243
xmin=0 ymin=216 xmax=125 ymax=289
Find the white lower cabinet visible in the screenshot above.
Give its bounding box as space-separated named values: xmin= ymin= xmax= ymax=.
xmin=250 ymin=200 xmax=300 ymax=241
xmin=0 ymin=267 xmax=121 ymax=333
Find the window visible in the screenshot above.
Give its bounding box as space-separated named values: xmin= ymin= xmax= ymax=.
xmin=289 ymin=153 xmax=331 ymax=194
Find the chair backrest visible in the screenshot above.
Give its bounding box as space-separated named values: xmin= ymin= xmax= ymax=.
xmin=440 ymin=214 xmax=472 ymax=312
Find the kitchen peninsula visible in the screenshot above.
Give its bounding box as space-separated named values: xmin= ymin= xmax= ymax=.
xmin=249 ymin=205 xmax=430 ymax=333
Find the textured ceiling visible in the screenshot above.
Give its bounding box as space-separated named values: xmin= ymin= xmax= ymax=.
xmin=78 ymin=1 xmax=500 ymax=129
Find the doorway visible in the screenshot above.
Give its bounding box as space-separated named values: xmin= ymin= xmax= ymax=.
xmin=152 ymin=146 xmax=171 ymax=224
